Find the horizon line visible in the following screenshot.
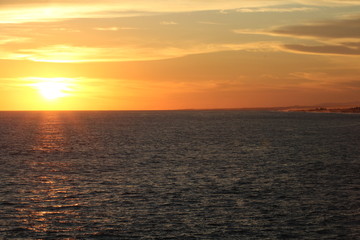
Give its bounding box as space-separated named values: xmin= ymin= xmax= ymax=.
xmin=1 ymin=104 xmax=359 ymax=112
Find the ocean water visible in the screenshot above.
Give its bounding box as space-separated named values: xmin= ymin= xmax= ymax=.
xmin=0 ymin=110 xmax=359 ymax=239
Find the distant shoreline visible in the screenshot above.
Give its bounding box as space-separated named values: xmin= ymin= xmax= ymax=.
xmin=286 ymin=107 xmax=360 ymax=114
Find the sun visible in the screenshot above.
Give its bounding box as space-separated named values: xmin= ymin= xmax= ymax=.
xmin=37 ymin=81 xmax=68 ymax=100
xmin=29 ymin=77 xmax=74 ymax=100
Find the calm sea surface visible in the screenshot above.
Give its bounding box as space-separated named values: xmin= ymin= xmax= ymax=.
xmin=0 ymin=111 xmax=359 ymax=239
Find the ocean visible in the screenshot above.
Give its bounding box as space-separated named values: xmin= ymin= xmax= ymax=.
xmin=0 ymin=110 xmax=359 ymax=239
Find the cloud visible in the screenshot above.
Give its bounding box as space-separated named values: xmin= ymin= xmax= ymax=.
xmin=236 ymin=7 xmax=314 ymax=13
xmin=0 ymin=1 xmax=280 ymax=19
xmin=0 ymin=0 xmax=282 ymax=8
xmin=339 ymin=80 xmax=360 ymax=89
xmin=198 ymin=21 xmax=220 ymax=25
xmin=1 ymin=42 xmax=280 ymax=62
xmin=160 ymin=21 xmax=178 ymax=25
xmin=1 ymin=0 xmax=359 ymax=23
xmin=283 ymin=43 xmax=360 ymax=55
xmin=297 ymin=0 xmax=360 ymax=6
xmin=2 ymin=1 xmax=359 ymax=59
xmin=0 ymin=36 xmax=30 ymax=44
xmin=1 ymin=0 xmax=359 ymax=6
xmin=0 ymin=5 xmax=157 ymax=23
xmin=0 ymin=1 xmax=324 ymax=24
xmin=271 ymin=16 xmax=360 ymax=55
xmin=273 ymin=17 xmax=360 ymax=39
xmin=289 ymin=71 xmax=360 ymax=90
xmin=94 ymin=27 xmax=137 ymax=31
xmin=232 ymin=28 xmax=360 ymax=56
xmin=94 ymin=27 xmax=119 ymax=31
xmin=235 ymin=16 xmax=360 ymax=40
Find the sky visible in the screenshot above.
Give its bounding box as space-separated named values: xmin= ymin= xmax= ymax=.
xmin=1 ymin=0 xmax=360 ymax=110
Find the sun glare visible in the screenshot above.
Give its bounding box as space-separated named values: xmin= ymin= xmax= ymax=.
xmin=37 ymin=82 xmax=68 ymax=100
xmin=29 ymin=77 xmax=74 ymax=100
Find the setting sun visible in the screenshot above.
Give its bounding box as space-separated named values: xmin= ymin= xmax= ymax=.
xmin=0 ymin=0 xmax=359 ymax=111
xmin=30 ymin=77 xmax=74 ymax=100
xmin=37 ymin=82 xmax=67 ymax=100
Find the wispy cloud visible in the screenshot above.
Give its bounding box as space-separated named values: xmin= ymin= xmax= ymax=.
xmin=0 ymin=1 xmax=325 ymax=24
xmin=297 ymin=0 xmax=360 ymax=6
xmin=1 ymin=0 xmax=359 ymax=24
xmin=289 ymin=71 xmax=360 ymax=90
xmin=94 ymin=27 xmax=119 ymax=31
xmin=0 ymin=0 xmax=358 ymax=6
xmin=0 ymin=36 xmax=30 ymax=45
xmin=94 ymin=26 xmax=137 ymax=31
xmin=0 ymin=5 xmax=158 ymax=23
xmin=273 ymin=16 xmax=360 ymax=55
xmin=198 ymin=21 xmax=220 ymax=25
xmin=283 ymin=43 xmax=360 ymax=56
xmin=235 ymin=17 xmax=360 ymax=40
xmin=273 ymin=17 xmax=360 ymax=39
xmin=235 ymin=16 xmax=360 ymax=56
xmin=236 ymin=7 xmax=314 ymax=13
xmin=1 ymin=42 xmax=280 ymax=62
xmin=160 ymin=21 xmax=178 ymax=25
xmin=0 ymin=5 xmax=97 ymax=23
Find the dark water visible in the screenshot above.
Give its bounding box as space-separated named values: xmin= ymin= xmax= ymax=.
xmin=0 ymin=111 xmax=359 ymax=239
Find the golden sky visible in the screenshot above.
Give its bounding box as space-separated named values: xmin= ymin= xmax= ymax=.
xmin=1 ymin=0 xmax=360 ymax=110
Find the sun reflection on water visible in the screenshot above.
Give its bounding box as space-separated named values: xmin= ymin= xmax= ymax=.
xmin=16 ymin=172 xmax=81 ymax=235
xmin=32 ymin=112 xmax=67 ymax=153
xmin=16 ymin=112 xmax=83 ymax=236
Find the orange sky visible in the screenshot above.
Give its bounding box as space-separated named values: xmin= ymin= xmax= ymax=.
xmin=0 ymin=0 xmax=359 ymax=110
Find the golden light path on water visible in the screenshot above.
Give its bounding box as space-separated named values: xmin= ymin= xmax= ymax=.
xmin=17 ymin=112 xmax=86 ymax=235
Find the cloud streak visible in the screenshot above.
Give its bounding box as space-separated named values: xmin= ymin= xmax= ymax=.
xmin=236 ymin=16 xmax=360 ymax=56
xmin=0 ymin=36 xmax=30 ymax=45
xmin=272 ymin=17 xmax=360 ymax=55
xmin=1 ymin=42 xmax=280 ymax=62
xmin=2 ymin=0 xmax=359 ymax=24
xmin=0 ymin=1 xmax=282 ymax=23
xmin=283 ymin=43 xmax=360 ymax=56
xmin=273 ymin=17 xmax=360 ymax=39
xmin=236 ymin=7 xmax=315 ymax=13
